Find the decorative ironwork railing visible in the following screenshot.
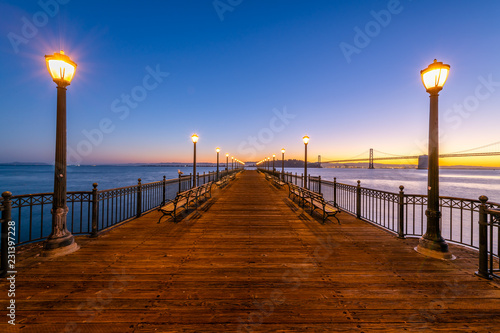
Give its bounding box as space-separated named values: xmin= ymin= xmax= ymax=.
xmin=476 ymin=198 xmax=499 ymax=279
xmin=0 ymin=169 xmax=243 ymax=276
xmin=0 ymin=171 xmax=238 ymax=246
xmin=260 ymin=169 xmax=500 ymax=262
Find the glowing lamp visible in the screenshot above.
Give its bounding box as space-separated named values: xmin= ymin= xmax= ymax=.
xmin=303 ymin=136 xmax=310 ymax=145
xmin=45 ymin=50 xmax=77 ymax=87
xmin=191 ymin=134 xmax=199 ymax=143
xmin=281 ymin=148 xmax=285 ymax=154
xmin=216 ymin=147 xmax=220 ymax=153
xmin=421 ymin=59 xmax=450 ymax=93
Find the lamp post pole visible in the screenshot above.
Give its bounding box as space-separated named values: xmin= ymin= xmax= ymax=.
xmin=44 ymin=51 xmax=79 ymax=257
xmin=191 ymin=134 xmax=198 ymax=187
xmin=272 ymin=154 xmax=275 ymax=176
xmin=281 ymin=148 xmax=285 ymax=181
xmin=416 ymin=59 xmax=453 ymax=260
xmin=303 ymin=136 xmax=309 ymax=189
xmin=216 ymin=148 xmax=220 ymax=181
xmin=226 ymin=153 xmax=229 ymax=176
xmin=193 ymin=142 xmax=196 ymax=187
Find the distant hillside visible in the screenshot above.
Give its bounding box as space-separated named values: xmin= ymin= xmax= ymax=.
xmin=0 ymin=162 xmax=50 ymax=166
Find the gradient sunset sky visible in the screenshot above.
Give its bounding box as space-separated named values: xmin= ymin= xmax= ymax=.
xmin=1 ymin=0 xmax=499 ymax=166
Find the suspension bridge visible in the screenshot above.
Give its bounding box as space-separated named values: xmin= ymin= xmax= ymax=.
xmin=323 ymin=141 xmax=500 ymax=169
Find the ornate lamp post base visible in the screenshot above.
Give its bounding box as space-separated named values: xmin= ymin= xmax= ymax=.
xmin=415 ymin=237 xmax=455 ymax=260
xmin=43 ymin=235 xmax=79 ymax=257
xmin=43 ymin=207 xmax=79 ymax=257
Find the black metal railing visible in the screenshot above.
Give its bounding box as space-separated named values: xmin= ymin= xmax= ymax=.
xmin=0 ymin=168 xmax=245 ymax=276
xmin=477 ymin=197 xmax=500 ymax=279
xmin=260 ymin=168 xmax=500 ymax=255
xmin=0 ymin=170 xmax=240 ymax=245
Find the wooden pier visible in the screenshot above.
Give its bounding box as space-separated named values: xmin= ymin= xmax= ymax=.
xmin=1 ymin=171 xmax=499 ymax=332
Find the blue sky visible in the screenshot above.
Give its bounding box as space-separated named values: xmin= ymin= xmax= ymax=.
xmin=1 ymin=0 xmax=499 ymax=165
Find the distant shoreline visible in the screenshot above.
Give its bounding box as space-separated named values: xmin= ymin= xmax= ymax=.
xmin=0 ymin=163 xmax=498 ymax=171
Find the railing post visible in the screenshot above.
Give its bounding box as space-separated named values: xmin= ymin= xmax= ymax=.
xmin=178 ymin=174 xmax=182 ymax=194
xmin=301 ymin=173 xmax=304 ymax=187
xmin=476 ymin=195 xmax=491 ymax=279
xmin=162 ymin=176 xmax=166 ymax=204
xmin=91 ymin=183 xmax=99 ymax=238
xmin=333 ymin=177 xmax=337 ymax=207
xmin=356 ymin=180 xmax=361 ymax=219
xmin=190 ymin=173 xmax=193 ymax=189
xmin=318 ymin=175 xmax=321 ymax=194
xmin=1 ymin=191 xmax=12 ymax=278
xmin=398 ymin=185 xmax=405 ymax=239
xmin=136 ymin=178 xmax=142 ymax=218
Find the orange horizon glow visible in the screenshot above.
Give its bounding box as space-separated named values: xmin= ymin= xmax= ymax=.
xmin=74 ymin=153 xmax=500 ymax=167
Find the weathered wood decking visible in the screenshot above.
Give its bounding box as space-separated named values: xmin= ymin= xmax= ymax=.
xmin=1 ymin=170 xmax=499 ymax=332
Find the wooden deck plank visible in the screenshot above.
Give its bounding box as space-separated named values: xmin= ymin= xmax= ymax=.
xmin=1 ymin=170 xmax=499 ymax=332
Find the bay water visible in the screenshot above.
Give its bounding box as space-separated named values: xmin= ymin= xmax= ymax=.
xmin=0 ymin=166 xmax=498 ymax=203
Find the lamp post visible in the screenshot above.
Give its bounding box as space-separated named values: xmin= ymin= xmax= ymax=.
xmin=226 ymin=153 xmax=229 ymax=176
xmin=43 ymin=50 xmax=79 ymax=257
xmin=303 ymin=136 xmax=309 ymax=189
xmin=191 ymin=134 xmax=199 ymax=187
xmin=231 ymin=156 xmax=234 ymax=170
xmin=216 ymin=147 xmax=220 ymax=180
xmin=416 ymin=59 xmax=453 ymax=260
xmin=281 ymin=148 xmax=285 ymax=181
xmin=267 ymin=157 xmax=270 ymax=171
xmin=272 ymin=154 xmax=276 ymax=176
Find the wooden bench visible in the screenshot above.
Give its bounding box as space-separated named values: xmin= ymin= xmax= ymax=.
xmin=216 ymin=176 xmax=229 ymax=188
xmin=288 ymin=185 xmax=341 ymax=224
xmin=288 ymin=183 xmax=302 ymax=203
xmin=158 ymin=182 xmax=213 ymax=223
xmin=157 ymin=188 xmax=196 ymax=223
xmin=302 ymin=189 xmax=341 ymax=224
xmin=197 ymin=182 xmax=213 ymax=202
xmin=272 ymin=176 xmax=286 ymax=189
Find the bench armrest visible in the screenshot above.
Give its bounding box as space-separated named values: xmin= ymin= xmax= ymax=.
xmin=325 ymin=200 xmax=339 ymax=208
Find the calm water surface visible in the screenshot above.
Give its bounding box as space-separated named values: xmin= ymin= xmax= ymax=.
xmin=0 ymin=166 xmax=499 ymax=203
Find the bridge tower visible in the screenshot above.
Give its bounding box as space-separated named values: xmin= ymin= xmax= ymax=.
xmin=418 ymin=155 xmax=428 ymax=169
xmin=368 ymin=149 xmax=374 ymax=169
xmin=318 ymin=155 xmax=321 ymax=167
